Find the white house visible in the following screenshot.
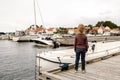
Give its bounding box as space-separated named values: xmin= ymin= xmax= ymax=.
xmin=98 ymin=27 xmax=103 ymax=34
xmin=68 ymin=28 xmax=74 ymax=34
xmin=103 ymin=26 xmax=111 ymax=36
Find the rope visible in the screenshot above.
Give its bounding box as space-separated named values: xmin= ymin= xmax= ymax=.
xmin=35 ymin=0 xmax=45 ymax=27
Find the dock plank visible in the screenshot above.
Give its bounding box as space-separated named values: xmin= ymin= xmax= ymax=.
xmin=55 ymin=55 xmax=120 ymax=80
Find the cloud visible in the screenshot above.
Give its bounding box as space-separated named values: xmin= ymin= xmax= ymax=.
xmin=99 ymin=11 xmax=112 ymax=15
xmin=0 ymin=0 xmax=120 ymax=32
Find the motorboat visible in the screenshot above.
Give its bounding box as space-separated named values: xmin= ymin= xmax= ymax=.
xmin=33 ymin=36 xmax=60 ymax=48
xmin=12 ymin=35 xmax=38 ymax=42
xmin=37 ymin=48 xmax=75 ymax=64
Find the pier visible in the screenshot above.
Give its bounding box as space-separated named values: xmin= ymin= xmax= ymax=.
xmin=38 ymin=52 xmax=120 ymax=80
xmin=36 ymin=43 xmax=120 ymax=80
xmin=52 ymin=54 xmax=120 ymax=80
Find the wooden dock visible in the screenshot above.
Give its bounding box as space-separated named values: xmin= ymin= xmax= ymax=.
xmin=38 ymin=52 xmax=120 ymax=80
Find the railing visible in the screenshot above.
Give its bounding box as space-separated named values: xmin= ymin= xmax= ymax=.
xmin=35 ymin=50 xmax=43 ymax=80
xmin=87 ymin=46 xmax=120 ymax=55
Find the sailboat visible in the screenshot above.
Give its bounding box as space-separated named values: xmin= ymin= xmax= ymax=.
xmin=33 ymin=33 xmax=60 ymax=47
xmin=32 ymin=0 xmax=60 ymax=48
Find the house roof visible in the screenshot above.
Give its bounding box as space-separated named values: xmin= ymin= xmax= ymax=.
xmin=47 ymin=28 xmax=54 ymax=31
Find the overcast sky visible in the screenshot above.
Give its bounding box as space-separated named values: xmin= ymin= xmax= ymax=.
xmin=0 ymin=0 xmax=120 ymax=32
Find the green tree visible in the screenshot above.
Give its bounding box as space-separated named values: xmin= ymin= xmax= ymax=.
xmin=56 ymin=27 xmax=68 ymax=34
xmin=103 ymin=21 xmax=117 ymax=29
xmin=95 ymin=21 xmax=104 ymax=27
xmin=95 ymin=21 xmax=118 ymax=29
xmin=88 ymin=24 xmax=93 ymax=29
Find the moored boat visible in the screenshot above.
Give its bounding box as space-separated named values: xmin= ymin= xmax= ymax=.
xmin=12 ymin=35 xmax=38 ymax=42
xmin=37 ymin=41 xmax=120 ymax=64
xmin=52 ymin=34 xmax=75 ymax=46
xmin=33 ymin=35 xmax=60 ymax=48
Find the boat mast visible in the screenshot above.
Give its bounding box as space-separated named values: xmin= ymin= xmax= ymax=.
xmin=35 ymin=0 xmax=45 ymax=28
xmin=33 ymin=1 xmax=37 ymax=80
xmin=33 ymin=0 xmax=37 ymax=27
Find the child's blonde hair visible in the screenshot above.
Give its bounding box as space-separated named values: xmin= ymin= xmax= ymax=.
xmin=78 ymin=24 xmax=85 ymax=34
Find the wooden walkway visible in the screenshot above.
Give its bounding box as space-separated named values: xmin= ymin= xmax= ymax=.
xmin=55 ymin=55 xmax=120 ymax=80
xmin=39 ymin=53 xmax=120 ymax=80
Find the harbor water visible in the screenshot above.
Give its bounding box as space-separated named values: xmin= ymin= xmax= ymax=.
xmin=0 ymin=40 xmax=69 ymax=80
xmin=0 ymin=40 xmax=36 ymax=80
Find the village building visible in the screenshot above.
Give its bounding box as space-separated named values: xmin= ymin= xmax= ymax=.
xmin=97 ymin=25 xmax=104 ymax=34
xmin=68 ymin=28 xmax=74 ymax=34
xmin=103 ymin=26 xmax=111 ymax=36
xmin=46 ymin=27 xmax=56 ymax=34
xmin=110 ymin=28 xmax=120 ymax=36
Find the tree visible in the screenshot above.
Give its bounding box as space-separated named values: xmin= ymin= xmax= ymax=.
xmin=95 ymin=21 xmax=118 ymax=29
xmin=95 ymin=21 xmax=104 ymax=27
xmin=103 ymin=21 xmax=117 ymax=29
xmin=36 ymin=25 xmax=39 ymax=28
xmin=40 ymin=25 xmax=43 ymax=28
xmin=29 ymin=24 xmax=39 ymax=28
xmin=56 ymin=27 xmax=68 ymax=34
xmin=88 ymin=24 xmax=93 ymax=30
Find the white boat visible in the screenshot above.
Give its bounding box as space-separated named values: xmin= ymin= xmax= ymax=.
xmin=0 ymin=35 xmax=9 ymax=40
xmin=33 ymin=36 xmax=60 ymax=48
xmin=33 ymin=37 xmax=54 ymax=47
xmin=37 ymin=41 xmax=120 ymax=64
xmin=38 ymin=48 xmax=75 ymax=64
xmin=12 ymin=35 xmax=38 ymax=42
